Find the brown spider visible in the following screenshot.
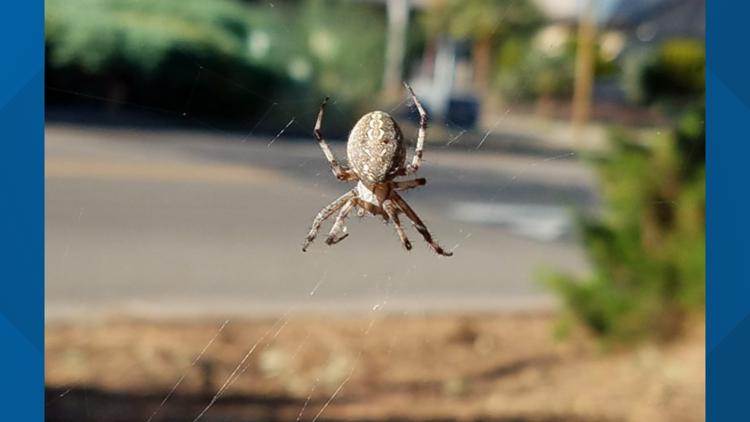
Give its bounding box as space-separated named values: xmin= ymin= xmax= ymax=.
xmin=302 ymin=83 xmax=453 ymax=256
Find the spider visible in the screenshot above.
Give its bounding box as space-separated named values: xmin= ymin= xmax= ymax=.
xmin=302 ymin=82 xmax=452 ymax=256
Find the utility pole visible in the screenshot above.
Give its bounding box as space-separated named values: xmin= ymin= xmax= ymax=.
xmin=383 ymin=0 xmax=409 ymax=101
xmin=572 ymin=0 xmax=597 ymax=147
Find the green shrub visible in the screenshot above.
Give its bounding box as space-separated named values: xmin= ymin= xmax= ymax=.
xmin=46 ymin=0 xmax=250 ymax=73
xmin=495 ymin=37 xmax=617 ymax=103
xmin=221 ymin=0 xmax=388 ymax=134
xmin=645 ymin=39 xmax=705 ymax=100
xmin=301 ymin=0 xmax=387 ymax=104
xmin=46 ymin=0 xmax=290 ymax=121
xmin=46 ymin=0 xmax=390 ymax=128
xmin=496 ymin=37 xmax=528 ymax=72
xmin=623 ymin=39 xmax=705 ymax=104
xmin=495 ymin=41 xmax=574 ymax=101
xmin=544 ymin=106 xmax=705 ymax=345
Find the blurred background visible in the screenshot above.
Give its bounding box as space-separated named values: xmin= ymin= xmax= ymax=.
xmin=45 ymin=0 xmax=705 ymax=421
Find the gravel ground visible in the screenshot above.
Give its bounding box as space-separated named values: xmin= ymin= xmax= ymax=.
xmin=46 ymin=313 xmax=704 ymax=422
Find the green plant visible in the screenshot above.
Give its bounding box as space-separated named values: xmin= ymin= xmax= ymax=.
xmin=46 ymin=0 xmax=393 ymax=128
xmin=45 ymin=0 xmax=290 ymax=121
xmin=544 ymin=107 xmax=705 ymax=345
xmin=496 ymin=48 xmax=575 ymax=101
xmin=623 ymin=39 xmax=705 ymax=104
xmin=645 ymin=39 xmax=705 ymax=100
xmin=46 ymin=0 xmax=251 ymax=73
xmin=495 ymin=37 xmax=617 ymax=103
xmin=422 ymin=0 xmax=543 ymax=93
xmin=236 ymin=0 xmax=388 ymax=133
xmin=301 ymin=0 xmax=387 ymax=104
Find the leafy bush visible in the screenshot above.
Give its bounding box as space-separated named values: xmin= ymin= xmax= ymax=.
xmin=422 ymin=0 xmax=542 ymax=42
xmin=244 ymin=0 xmax=387 ymax=104
xmin=495 ymin=37 xmax=617 ymax=103
xmin=301 ymin=0 xmax=387 ymax=104
xmin=421 ymin=0 xmax=542 ymax=95
xmin=645 ymin=39 xmax=705 ymax=100
xmin=220 ymin=0 xmax=388 ymax=135
xmin=46 ymin=0 xmax=289 ymax=121
xmin=623 ymin=39 xmax=705 ymax=104
xmin=46 ymin=0 xmax=249 ymax=73
xmin=46 ymin=0 xmax=392 ymax=130
xmin=496 ymin=47 xmax=575 ymax=101
xmin=544 ymin=106 xmax=705 ymax=345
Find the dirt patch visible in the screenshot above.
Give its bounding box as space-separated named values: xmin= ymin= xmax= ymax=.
xmin=46 ymin=313 xmax=704 ymax=422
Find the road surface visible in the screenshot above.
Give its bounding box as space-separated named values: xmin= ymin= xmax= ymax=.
xmin=46 ymin=124 xmax=595 ymax=319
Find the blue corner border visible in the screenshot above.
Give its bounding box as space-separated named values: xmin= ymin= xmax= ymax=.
xmin=0 ymin=1 xmax=44 ymax=420
xmin=707 ymin=1 xmax=750 ymax=421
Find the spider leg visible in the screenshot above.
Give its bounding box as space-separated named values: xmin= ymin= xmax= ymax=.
xmin=383 ymin=200 xmax=412 ymax=250
xmin=401 ymin=83 xmax=427 ymax=176
xmin=302 ymin=189 xmax=356 ymax=252
xmin=393 ymin=178 xmax=426 ymax=192
xmin=314 ymin=97 xmax=357 ymax=181
xmin=391 ymin=192 xmax=452 ymax=256
xmin=325 ymin=200 xmax=355 ymax=245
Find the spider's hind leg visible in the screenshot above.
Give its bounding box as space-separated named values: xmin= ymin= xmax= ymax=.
xmin=325 ymin=200 xmax=355 ymax=245
xmin=391 ymin=192 xmax=452 ymax=256
xmin=302 ymin=189 xmax=356 ymax=252
xmin=393 ymin=178 xmax=426 ymax=192
xmin=384 ymin=201 xmax=412 ymax=251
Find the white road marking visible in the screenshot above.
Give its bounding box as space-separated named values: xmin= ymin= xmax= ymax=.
xmin=450 ymin=202 xmax=571 ymax=241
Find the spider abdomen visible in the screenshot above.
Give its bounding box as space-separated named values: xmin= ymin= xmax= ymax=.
xmin=347 ymin=111 xmax=406 ymax=183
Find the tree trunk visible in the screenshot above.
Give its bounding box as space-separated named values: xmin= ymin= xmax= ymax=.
xmin=473 ymin=37 xmax=492 ymax=94
xmin=382 ymin=0 xmax=409 ymax=101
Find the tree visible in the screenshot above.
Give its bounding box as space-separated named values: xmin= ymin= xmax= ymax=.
xmin=423 ymin=0 xmax=542 ymax=95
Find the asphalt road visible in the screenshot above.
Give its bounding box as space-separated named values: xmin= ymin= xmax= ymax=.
xmin=46 ymin=124 xmax=596 ymax=319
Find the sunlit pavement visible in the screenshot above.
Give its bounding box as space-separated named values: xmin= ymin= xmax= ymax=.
xmin=45 ymin=124 xmax=596 ymax=319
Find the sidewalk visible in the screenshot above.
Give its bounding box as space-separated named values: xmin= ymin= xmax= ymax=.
xmin=399 ymin=112 xmax=609 ymax=158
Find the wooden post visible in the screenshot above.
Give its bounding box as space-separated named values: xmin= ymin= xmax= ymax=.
xmin=572 ymin=0 xmax=597 ymax=147
xmin=383 ymin=0 xmax=409 ymax=101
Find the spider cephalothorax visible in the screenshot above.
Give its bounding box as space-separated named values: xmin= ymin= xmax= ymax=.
xmin=302 ymin=83 xmax=452 ymax=256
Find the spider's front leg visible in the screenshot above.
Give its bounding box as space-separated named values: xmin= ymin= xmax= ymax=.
xmin=402 ymin=83 xmax=427 ymax=176
xmin=314 ymin=97 xmax=357 ymax=181
xmin=302 ymin=189 xmax=356 ymax=252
